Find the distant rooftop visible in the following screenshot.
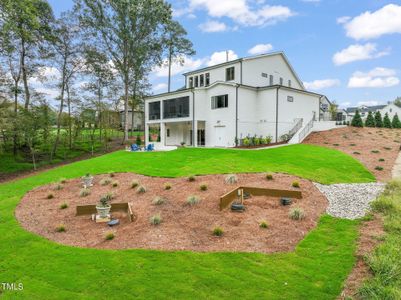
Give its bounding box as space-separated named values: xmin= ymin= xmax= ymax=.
xmin=346 ymin=105 xmax=387 ymax=114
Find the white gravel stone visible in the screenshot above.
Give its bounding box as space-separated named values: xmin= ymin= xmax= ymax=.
xmin=314 ymin=182 xmax=385 ymax=220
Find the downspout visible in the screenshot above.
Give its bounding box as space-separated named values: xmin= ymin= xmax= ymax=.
xmin=318 ymin=95 xmax=323 ymax=121
xmin=191 ymin=88 xmax=195 ymax=147
xmin=275 ymin=86 xmax=281 ymax=143
xmin=235 ymin=84 xmax=239 ymax=146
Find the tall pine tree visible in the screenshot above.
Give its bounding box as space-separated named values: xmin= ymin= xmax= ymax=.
xmin=383 ymin=112 xmax=392 ymax=128
xmin=365 ymin=111 xmax=375 ymax=127
xmin=392 ymin=113 xmax=401 ymax=128
xmin=374 ymin=111 xmax=383 ymax=128
xmin=351 ymin=110 xmax=363 ymax=127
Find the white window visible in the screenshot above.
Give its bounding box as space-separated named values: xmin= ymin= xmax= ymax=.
xmin=200 ymin=74 xmax=204 ymax=87
xmin=226 ymin=67 xmax=235 ymax=81
xmin=261 ymin=72 xmax=268 ymax=78
xmin=280 ymin=77 xmax=283 ymax=85
xmin=189 ymin=77 xmax=193 ymax=88
xmin=211 ymin=95 xmax=228 ymax=109
xmin=194 ymin=76 xmax=199 ymax=87
xmin=205 ymin=73 xmax=210 ymax=86
xmin=167 ymin=129 xmax=170 ymax=137
xmin=269 ymin=75 xmax=273 ymax=85
xmin=287 ymin=96 xmax=294 ymax=102
xmin=288 ymin=80 xmax=291 ymax=87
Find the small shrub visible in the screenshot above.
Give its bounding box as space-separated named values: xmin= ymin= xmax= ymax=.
xmin=79 ymin=188 xmax=90 ymax=197
xmin=109 ymin=172 xmax=115 ymax=178
xmin=152 ymin=196 xmax=165 ymax=205
xmin=55 ymin=225 xmax=65 ymax=232
xmin=353 ymin=151 xmax=361 ymax=155
xmin=149 ymin=214 xmax=162 ymax=225
xmin=136 ymin=185 xmax=146 ymax=193
xmin=60 ymin=203 xmax=68 ymax=209
xmin=164 ymin=183 xmax=172 ymax=190
xmin=371 ymin=150 xmax=380 ymax=154
xmin=371 ymin=197 xmax=395 ymax=213
xmin=289 ymin=207 xmax=305 ymax=220
xmin=53 ymin=184 xmax=63 ymax=191
xmin=375 ymin=166 xmax=384 ymax=171
xmin=350 ymin=143 xmax=356 ymax=146
xmin=213 ymin=227 xmax=224 ymax=236
xmin=111 ymin=180 xmax=119 ymax=187
xmin=383 ymin=147 xmax=392 ymax=150
xmin=265 ymin=174 xmax=273 ymax=180
xmin=46 ymin=193 xmax=54 ymax=199
xmin=105 ymin=232 xmax=115 ymax=240
xmin=59 ymin=178 xmax=67 ymax=184
xmin=292 ymin=181 xmax=300 ymax=188
xmin=200 ymin=184 xmax=208 ymax=191
xmin=333 ymin=143 xmax=339 ymax=146
xmin=131 ymin=180 xmax=140 ymax=188
xmin=188 ymin=175 xmax=196 ymax=182
xmin=379 ymin=158 xmax=385 ymax=162
xmin=102 ymin=192 xmax=114 ymax=202
xmin=100 ymin=178 xmax=111 ymax=186
xmin=187 ymin=195 xmax=200 ymax=206
xmin=259 ymin=220 xmax=269 ymax=228
xmin=225 ymin=174 xmax=238 ymax=184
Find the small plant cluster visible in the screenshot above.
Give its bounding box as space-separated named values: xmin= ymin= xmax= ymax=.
xmin=199 ymin=183 xmax=208 ymax=191
xmin=60 ymin=203 xmax=68 ymax=209
xmin=111 ymin=180 xmax=119 ymax=187
xmin=79 ymin=188 xmax=91 ymax=197
xmin=289 ymin=207 xmax=305 ymax=220
xmin=241 ymin=135 xmax=272 ymax=147
xmin=188 ymin=175 xmax=196 ymax=182
xmin=335 ymin=120 xmax=350 ymax=126
xmin=225 ymin=174 xmax=238 ymax=184
xmin=136 ymin=185 xmax=146 ymax=193
xmin=152 ymin=196 xmax=165 ymax=205
xmin=292 ymin=181 xmax=300 ymax=188
xmin=265 ymin=173 xmax=273 ymax=180
xmin=212 ymin=227 xmax=224 ymax=236
xmin=105 ymin=232 xmax=115 ymax=240
xmin=131 ymin=179 xmax=140 ymax=188
xmin=46 ymin=193 xmax=54 ymax=199
xmin=187 ymin=195 xmax=200 ymax=206
xmin=53 ymin=184 xmax=63 ymax=191
xmin=149 ymin=214 xmax=162 ymax=225
xmin=259 ymin=220 xmax=269 ymax=228
xmin=164 ymin=183 xmax=172 ymax=190
xmin=100 ymin=178 xmax=112 ymax=186
xmin=55 ymin=225 xmax=65 ymax=232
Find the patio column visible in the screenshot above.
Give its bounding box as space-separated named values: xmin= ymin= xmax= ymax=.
xmin=193 ymin=120 xmax=198 ymax=147
xmin=144 ymin=123 xmax=149 ymax=146
xmin=160 ymin=122 xmax=166 ymax=147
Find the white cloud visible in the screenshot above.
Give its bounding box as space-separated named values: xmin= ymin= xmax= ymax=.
xmin=206 ymin=50 xmax=238 ymax=66
xmin=357 ymin=100 xmax=383 ymax=106
xmin=199 ymin=20 xmax=228 ymax=32
xmin=348 ymin=67 xmax=400 ymax=88
xmin=339 ymin=101 xmax=351 ymax=108
xmin=336 ymin=16 xmax=350 ymax=24
xmin=342 ymin=4 xmax=401 ymax=40
xmin=248 ymin=43 xmax=273 ymax=55
xmin=152 ymin=56 xmax=206 ymax=77
xmin=153 ymin=83 xmax=168 ymax=92
xmin=303 ymin=79 xmax=340 ymax=90
xmin=189 ymin=0 xmax=295 ymax=27
xmin=333 ymin=43 xmax=390 ymax=65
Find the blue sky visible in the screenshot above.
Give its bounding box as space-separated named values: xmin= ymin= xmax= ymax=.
xmin=47 ymin=0 xmax=401 ymax=108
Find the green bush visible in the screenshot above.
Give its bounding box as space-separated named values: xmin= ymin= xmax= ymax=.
xmin=187 ymin=195 xmax=200 ymax=206
xmin=79 ymin=188 xmax=91 ymax=197
xmin=152 ymin=196 xmax=165 ymax=205
xmin=111 ymin=180 xmax=119 ymax=187
xmin=383 ymin=113 xmax=392 ymax=128
xmin=188 ymin=175 xmax=196 ymax=182
xmin=259 ymin=221 xmax=269 ymax=228
xmin=372 ymin=150 xmax=380 ymax=153
xmin=351 ymin=110 xmax=363 ymax=127
xmin=242 ymin=137 xmax=250 ymax=147
xmin=60 ymin=203 xmax=68 ymax=209
xmin=391 ymin=114 xmax=401 ymax=128
xmin=53 ymin=184 xmax=63 ymax=191
xmin=136 ymin=185 xmax=146 ymax=193
xmin=375 ymin=166 xmax=384 ymax=171
xmin=105 ymin=232 xmax=115 ymax=240
xmin=46 ymin=193 xmax=54 ymax=199
xmin=131 ymin=180 xmax=140 ymax=188
xmin=55 ymin=225 xmax=66 ymax=232
xmin=379 ymin=158 xmax=385 ymax=162
xmin=200 ymin=184 xmax=208 ymax=191
xmin=149 ymin=214 xmax=162 ymax=225
xmin=289 ymin=207 xmax=305 ymax=220
xmin=136 ymin=135 xmax=142 ymax=146
xmin=100 ymin=178 xmax=111 ymax=186
xmin=365 ymin=111 xmax=376 ymax=127
xmin=213 ymin=227 xmax=224 ymax=236
xmin=265 ymin=174 xmax=273 ymax=180
xmin=164 ymin=183 xmax=172 ymax=190
xmin=353 ymin=151 xmax=361 ymax=155
xmin=292 ymin=181 xmax=300 ymax=188
xmin=375 ymin=111 xmax=383 ymax=128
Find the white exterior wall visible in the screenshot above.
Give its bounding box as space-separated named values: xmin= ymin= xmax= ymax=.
xmin=241 ymin=55 xmax=303 ymax=89
xmin=380 ymin=103 xmax=401 ymax=119
xmin=186 ymin=62 xmax=241 ymax=88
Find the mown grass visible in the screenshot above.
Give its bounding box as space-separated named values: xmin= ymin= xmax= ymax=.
xmin=358 ymin=181 xmax=401 ymax=299
xmin=0 ymin=145 xmax=374 ymax=299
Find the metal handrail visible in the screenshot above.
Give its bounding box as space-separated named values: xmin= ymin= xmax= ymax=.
xmin=298 ymin=117 xmax=314 ymax=142
xmin=288 ymin=118 xmax=303 ymax=137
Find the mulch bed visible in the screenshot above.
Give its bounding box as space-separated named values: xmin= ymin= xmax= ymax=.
xmin=303 ymin=127 xmax=401 ymax=182
xmin=16 ymin=173 xmax=327 ymax=253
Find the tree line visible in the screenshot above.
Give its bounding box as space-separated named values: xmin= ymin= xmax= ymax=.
xmin=0 ymin=0 xmax=194 ymax=170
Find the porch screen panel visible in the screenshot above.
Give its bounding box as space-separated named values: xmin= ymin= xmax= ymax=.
xmin=149 ymin=101 xmax=160 ymax=120
xmin=163 ymin=96 xmax=190 ymax=119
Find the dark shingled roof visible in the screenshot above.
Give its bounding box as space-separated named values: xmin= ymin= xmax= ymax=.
xmin=346 ymin=105 xmax=387 ymax=114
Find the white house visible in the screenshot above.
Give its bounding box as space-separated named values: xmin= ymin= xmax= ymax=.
xmin=345 ymin=102 xmax=401 ymax=122
xmin=144 ymin=52 xmax=331 ymax=148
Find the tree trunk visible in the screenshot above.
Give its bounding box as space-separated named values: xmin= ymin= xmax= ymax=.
xmin=66 ymin=84 xmax=72 ymax=149
xmin=168 ymin=46 xmax=172 ymax=93
xmin=13 ymin=81 xmax=18 ymax=156
xmin=21 ymin=38 xmax=30 ymax=110
xmin=123 ymin=72 xmax=129 ymax=144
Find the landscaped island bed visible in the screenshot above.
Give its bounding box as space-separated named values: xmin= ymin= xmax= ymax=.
xmin=16 ymin=173 xmax=327 ymax=253
xmin=303 ymin=127 xmax=401 ymax=182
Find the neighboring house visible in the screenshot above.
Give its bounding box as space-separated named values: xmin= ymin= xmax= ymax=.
xmin=144 ymin=52 xmax=331 ymax=148
xmin=120 ymin=110 xmax=144 ymax=131
xmin=336 ymin=108 xmax=348 ymax=122
xmin=345 ymin=102 xmax=401 ymax=122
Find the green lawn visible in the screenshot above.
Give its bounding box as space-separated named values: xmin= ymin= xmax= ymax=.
xmin=0 ymin=144 xmax=374 ymax=299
